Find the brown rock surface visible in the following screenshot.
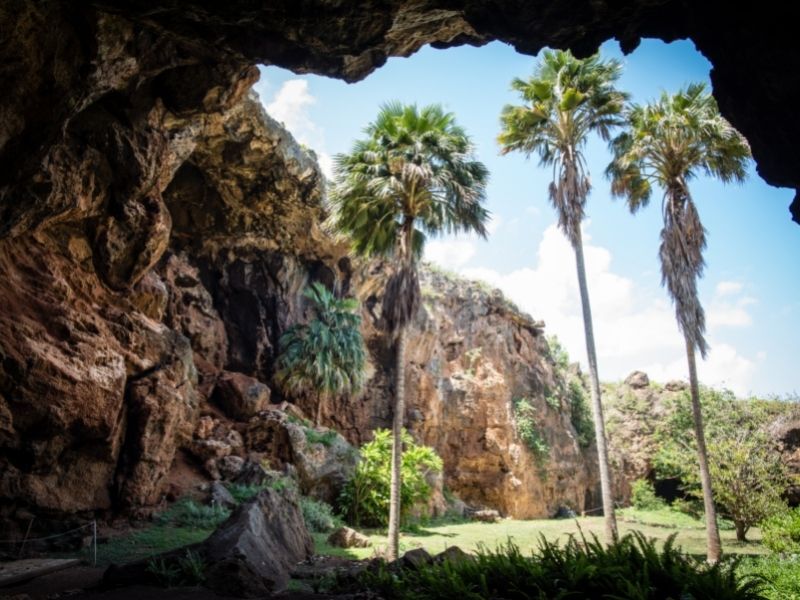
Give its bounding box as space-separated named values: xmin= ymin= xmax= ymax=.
xmin=213 ymin=371 xmax=271 ymax=421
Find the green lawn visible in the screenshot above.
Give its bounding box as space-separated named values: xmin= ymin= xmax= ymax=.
xmin=315 ymin=511 xmax=767 ymax=561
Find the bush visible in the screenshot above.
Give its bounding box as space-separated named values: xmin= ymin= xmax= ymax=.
xmin=301 ymin=497 xmax=339 ymax=533
xmin=349 ymin=534 xmax=765 ymax=600
xmin=305 ymin=428 xmax=339 ymax=447
xmin=339 ymin=429 xmax=443 ymax=527
xmin=146 ymin=549 xmax=206 ymax=587
xmin=513 ymin=398 xmax=549 ymax=463
xmin=738 ymin=555 xmax=800 ymax=600
xmin=630 ymin=478 xmax=666 ymax=511
xmin=156 ymin=499 xmax=230 ymax=530
xmin=761 ymin=507 xmax=800 ymax=554
xmin=568 ymin=379 xmax=594 ymax=448
xmin=225 ymin=482 xmax=267 ymax=504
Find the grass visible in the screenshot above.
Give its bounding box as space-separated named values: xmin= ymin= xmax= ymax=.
xmin=92 ymin=525 xmax=213 ymax=567
xmin=315 ymin=512 xmax=768 ymax=561
xmin=737 ymin=554 xmax=800 ymax=600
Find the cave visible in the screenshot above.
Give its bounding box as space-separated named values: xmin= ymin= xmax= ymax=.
xmin=1 ymin=1 xmax=799 ymax=595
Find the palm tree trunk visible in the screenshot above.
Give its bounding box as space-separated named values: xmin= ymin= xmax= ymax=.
xmin=573 ymin=228 xmax=618 ymax=544
xmin=685 ymin=335 xmax=722 ymax=563
xmin=387 ymin=324 xmax=406 ymax=561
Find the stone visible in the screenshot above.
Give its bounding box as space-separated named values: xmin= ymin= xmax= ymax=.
xmin=217 ymin=455 xmax=246 ymax=480
xmin=624 ymin=371 xmax=650 ymax=389
xmin=203 ymin=487 xmax=314 ymax=596
xmin=209 ymin=481 xmax=237 ymax=510
xmin=213 ymin=371 xmax=271 ymax=421
xmin=433 ymin=546 xmax=472 ymax=566
xmin=471 ymin=509 xmax=501 ymax=523
xmin=665 ymin=380 xmax=688 ymax=392
xmin=327 ymin=526 xmax=371 ymax=549
xmin=394 ymin=548 xmax=433 ymax=571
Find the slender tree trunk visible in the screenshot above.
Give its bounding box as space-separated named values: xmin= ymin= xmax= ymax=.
xmin=387 ymin=325 xmax=406 ymax=561
xmin=685 ymin=335 xmax=722 ymax=563
xmin=573 ymin=228 xmax=618 ymax=544
xmin=735 ymin=521 xmax=748 ymax=542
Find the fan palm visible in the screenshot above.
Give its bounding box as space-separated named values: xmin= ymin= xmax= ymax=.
xmin=498 ymin=49 xmax=628 ymax=543
xmin=607 ymin=83 xmax=751 ymax=562
xmin=331 ymin=102 xmax=489 ymax=559
xmin=275 ymin=282 xmax=366 ymax=425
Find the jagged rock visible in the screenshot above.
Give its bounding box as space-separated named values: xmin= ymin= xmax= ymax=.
xmin=327 ymin=526 xmax=371 ymax=549
xmin=624 ymin=371 xmax=650 ymax=389
xmin=246 ymin=410 xmax=357 ymax=503
xmin=209 ymin=481 xmax=237 ymax=510
xmin=471 ymin=509 xmax=501 ymax=523
xmin=217 ymin=455 xmax=246 ymax=480
xmin=233 ymin=461 xmax=284 ymax=487
xmin=203 ymin=487 xmax=314 ymax=596
xmin=433 ymin=546 xmax=472 ymax=566
xmin=213 ymin=371 xmax=271 ymax=421
xmin=394 ymin=548 xmax=434 ymax=571
xmin=665 ymin=380 xmax=688 ymax=392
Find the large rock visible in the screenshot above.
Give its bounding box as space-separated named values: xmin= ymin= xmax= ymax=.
xmin=203 ymin=487 xmax=314 ymax=596
xmin=213 ymin=371 xmax=271 ymax=421
xmin=328 ymin=526 xmax=371 ymax=549
xmin=624 ymin=371 xmax=650 ymax=389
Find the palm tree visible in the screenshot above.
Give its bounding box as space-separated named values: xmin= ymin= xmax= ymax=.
xmin=498 ymin=49 xmax=628 ymax=544
xmin=275 ymin=281 xmax=366 ymax=425
xmin=331 ymin=103 xmax=489 ymax=560
xmin=607 ymin=83 xmax=750 ymax=562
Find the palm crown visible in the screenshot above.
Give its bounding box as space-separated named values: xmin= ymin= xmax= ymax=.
xmin=332 ymin=102 xmax=490 ymax=260
xmin=275 ymin=282 xmax=366 ymax=407
xmin=498 ymin=49 xmax=628 ymax=245
xmin=606 ymin=83 xmax=751 ymax=356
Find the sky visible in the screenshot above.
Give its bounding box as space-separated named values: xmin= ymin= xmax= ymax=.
xmin=253 ymin=39 xmax=800 ymax=397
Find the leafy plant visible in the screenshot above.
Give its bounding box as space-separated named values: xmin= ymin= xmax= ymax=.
xmin=738 ymin=555 xmax=800 ymax=600
xmin=146 ymin=557 xmax=182 ymax=587
xmin=275 ymin=282 xmax=366 ymax=425
xmin=155 ymin=499 xmax=230 ymax=530
xmin=145 ymin=549 xmax=206 ymax=587
xmin=304 ymin=427 xmax=339 ymax=447
xmin=761 ymin=507 xmax=800 ymax=555
xmin=301 ymin=497 xmax=339 ymax=533
xmin=349 ymin=534 xmax=766 ymax=600
xmin=513 ymin=398 xmax=550 ymax=464
xmin=339 ymin=429 xmax=443 ymax=527
xmin=630 ymin=479 xmax=666 ymax=511
xmin=568 ymin=379 xmax=594 ymax=448
xmin=224 ymin=482 xmax=267 ymax=504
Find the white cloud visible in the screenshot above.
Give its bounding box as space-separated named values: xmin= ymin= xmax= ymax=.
xmin=425 ymin=239 xmax=478 ymax=270
xmin=256 ymin=77 xmax=334 ymax=178
xmin=451 ymin=224 xmax=759 ymax=395
xmin=715 ymin=280 xmax=744 ymax=297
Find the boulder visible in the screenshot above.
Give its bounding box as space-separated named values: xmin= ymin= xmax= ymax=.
xmin=471 ymin=509 xmax=501 ymax=523
xmin=209 ymin=481 xmax=237 ymax=510
xmin=624 ymin=371 xmax=650 ymax=389
xmin=213 ymin=371 xmax=271 ymax=421
xmin=327 ymin=526 xmax=371 ymax=549
xmin=665 ymin=380 xmax=688 ymax=392
xmin=203 ymin=487 xmax=314 ymax=596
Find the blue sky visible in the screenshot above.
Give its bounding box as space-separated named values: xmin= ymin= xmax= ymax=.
xmin=254 ymin=39 xmax=799 ymax=397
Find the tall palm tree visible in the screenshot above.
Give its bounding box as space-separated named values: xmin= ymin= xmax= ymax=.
xmin=607 ymin=83 xmax=750 ymax=562
xmin=275 ymin=282 xmax=366 ymax=425
xmin=498 ymin=49 xmax=628 ymax=544
xmin=331 ymin=103 xmax=489 ymax=559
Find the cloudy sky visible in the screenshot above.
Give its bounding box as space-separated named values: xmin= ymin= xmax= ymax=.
xmin=253 ymin=39 xmax=800 ymax=397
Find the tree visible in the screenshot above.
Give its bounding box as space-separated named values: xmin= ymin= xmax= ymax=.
xmin=607 ymin=83 xmax=751 ymax=561
xmin=331 ymin=103 xmax=489 ymax=559
xmin=498 ymin=49 xmax=628 ymax=543
xmin=653 ymin=388 xmax=787 ymax=542
xmin=274 ymin=282 xmax=366 ymax=425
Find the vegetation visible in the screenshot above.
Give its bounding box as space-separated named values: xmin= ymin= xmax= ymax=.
xmin=608 ymin=83 xmax=751 ymax=562
xmin=499 ymin=49 xmax=629 ymax=544
xmin=630 ymin=479 xmax=667 ymax=511
xmin=738 ymin=556 xmax=800 ymax=600
xmin=304 ymin=427 xmax=339 ymax=447
xmin=275 ymin=282 xmax=366 ymax=425
xmin=348 ymin=534 xmax=764 ymax=600
xmin=568 ymin=378 xmax=594 ymax=448
xmin=155 ymin=498 xmax=230 ymax=530
xmin=339 ymin=428 xmax=443 ymax=527
xmin=301 ymin=496 xmax=340 ymax=533
xmin=761 ymin=507 xmax=800 ymax=554
xmin=332 ymin=102 xmax=489 ymax=559
xmin=513 ymin=398 xmax=550 ymax=465
xmin=146 ymin=549 xmax=206 ymax=587
xmin=653 ymin=389 xmax=788 ymax=542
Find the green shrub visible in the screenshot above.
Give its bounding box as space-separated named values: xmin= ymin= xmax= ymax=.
xmin=339 ymin=429 xmax=443 ymax=527
xmin=761 ymin=507 xmax=800 ymax=554
xmin=738 ymin=555 xmax=800 ymax=600
xmin=156 ymin=499 xmax=230 ymax=530
xmin=630 ymin=478 xmax=666 ymax=511
xmin=513 ymin=398 xmax=549 ymax=463
xmin=146 ymin=549 xmax=206 ymax=587
xmin=225 ymin=482 xmax=267 ymax=504
xmin=568 ymin=379 xmax=594 ymax=448
xmin=349 ymin=534 xmax=765 ymax=600
xmin=301 ymin=497 xmax=339 ymax=533
xmin=305 ymin=428 xmax=339 ymax=447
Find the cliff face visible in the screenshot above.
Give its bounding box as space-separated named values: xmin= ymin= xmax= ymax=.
xmin=351 ymin=267 xmax=601 ymax=518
